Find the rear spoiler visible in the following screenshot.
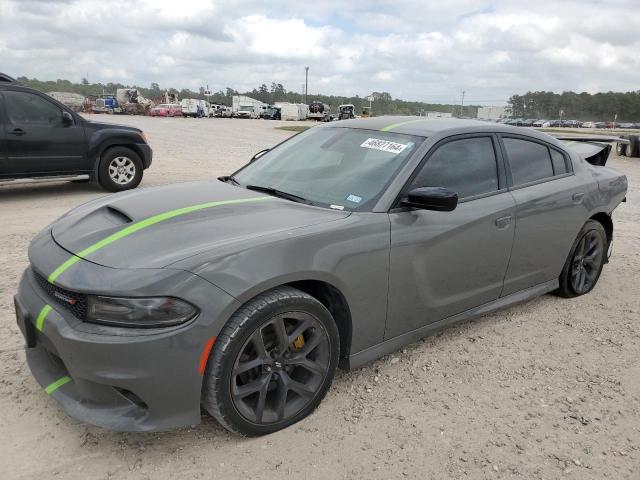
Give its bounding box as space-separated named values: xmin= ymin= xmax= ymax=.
xmin=551 ymin=135 xmax=629 ymax=167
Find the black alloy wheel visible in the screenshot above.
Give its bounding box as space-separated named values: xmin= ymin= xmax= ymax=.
xmin=230 ymin=312 xmax=331 ymax=424
xmin=570 ymin=229 xmax=605 ymax=294
xmin=202 ymin=287 xmax=339 ymax=436
xmin=555 ymin=220 xmax=607 ymax=298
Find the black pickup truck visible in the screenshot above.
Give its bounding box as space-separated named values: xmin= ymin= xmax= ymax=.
xmin=0 ymin=73 xmax=152 ymax=191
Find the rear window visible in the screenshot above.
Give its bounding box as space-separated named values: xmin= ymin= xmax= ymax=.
xmin=503 ymin=138 xmax=553 ymax=186
xmin=550 ymin=148 xmax=568 ymax=175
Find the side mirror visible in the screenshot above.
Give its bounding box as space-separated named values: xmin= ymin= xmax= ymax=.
xmin=402 ymin=187 xmax=458 ymax=212
xmin=250 ymin=149 xmax=269 ymax=162
xmin=62 ymin=111 xmax=74 ymax=127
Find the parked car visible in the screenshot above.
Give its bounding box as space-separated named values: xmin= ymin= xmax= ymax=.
xmin=619 ymin=123 xmax=634 ymax=129
xmin=582 ymin=121 xmax=596 ymax=128
xmin=150 ymin=104 xmax=183 ymax=117
xmin=561 ymin=120 xmax=582 ymax=128
xmin=0 ymin=73 xmax=152 ymax=191
xmin=594 ymin=122 xmax=607 ymax=129
xmin=16 ymin=117 xmax=627 ymax=436
xmin=533 ymin=119 xmax=546 ymax=127
xmin=261 ymin=106 xmax=281 ymax=120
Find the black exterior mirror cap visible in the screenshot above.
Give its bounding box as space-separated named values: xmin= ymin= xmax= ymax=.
xmin=402 ymin=187 xmax=458 ymax=211
xmin=62 ymin=111 xmax=74 ymax=126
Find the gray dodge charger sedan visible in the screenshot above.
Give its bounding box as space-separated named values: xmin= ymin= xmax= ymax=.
xmin=15 ymin=117 xmax=627 ymax=435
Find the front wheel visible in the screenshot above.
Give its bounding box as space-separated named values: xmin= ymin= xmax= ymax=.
xmin=98 ymin=147 xmax=143 ymax=192
xmin=202 ymin=287 xmax=339 ymax=436
xmin=555 ymin=220 xmax=607 ymax=298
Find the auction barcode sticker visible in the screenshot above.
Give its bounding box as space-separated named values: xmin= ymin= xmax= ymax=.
xmin=360 ymin=138 xmax=409 ymax=154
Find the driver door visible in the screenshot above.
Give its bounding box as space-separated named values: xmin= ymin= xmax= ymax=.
xmin=385 ymin=134 xmax=516 ymax=339
xmin=1 ymin=89 xmax=86 ymax=177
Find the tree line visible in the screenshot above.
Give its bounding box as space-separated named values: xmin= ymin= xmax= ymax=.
xmin=507 ymin=91 xmax=640 ymax=122
xmin=15 ymin=76 xmax=477 ymax=116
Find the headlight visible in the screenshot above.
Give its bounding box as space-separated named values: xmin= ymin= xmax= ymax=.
xmin=86 ymin=296 xmax=198 ymax=328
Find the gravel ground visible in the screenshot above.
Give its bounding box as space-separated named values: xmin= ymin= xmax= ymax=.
xmin=1 ymin=116 xmax=638 ymax=479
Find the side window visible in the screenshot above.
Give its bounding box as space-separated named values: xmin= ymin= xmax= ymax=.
xmin=503 ymin=138 xmax=553 ymax=186
xmin=3 ymin=91 xmax=63 ymax=127
xmin=550 ymin=148 xmax=568 ymax=175
xmin=410 ymin=137 xmax=499 ymax=199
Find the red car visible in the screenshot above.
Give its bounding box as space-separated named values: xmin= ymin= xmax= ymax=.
xmin=150 ymin=104 xmax=183 ymax=117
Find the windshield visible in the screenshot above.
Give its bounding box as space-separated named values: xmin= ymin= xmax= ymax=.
xmin=239 ymin=106 xmax=253 ymax=111
xmin=233 ymin=127 xmax=424 ymax=211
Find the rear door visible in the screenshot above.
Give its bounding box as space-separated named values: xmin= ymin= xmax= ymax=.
xmin=386 ymin=134 xmax=516 ymax=339
xmin=1 ymin=89 xmax=86 ymax=177
xmin=499 ymin=135 xmax=589 ymax=295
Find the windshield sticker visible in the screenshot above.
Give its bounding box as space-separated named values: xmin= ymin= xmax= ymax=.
xmin=330 ymin=204 xmax=345 ymax=210
xmin=346 ymin=194 xmax=362 ymax=204
xmin=360 ymin=138 xmax=409 ymax=154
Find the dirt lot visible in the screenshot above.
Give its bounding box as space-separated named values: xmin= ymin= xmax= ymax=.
xmin=1 ymin=117 xmax=639 ymax=479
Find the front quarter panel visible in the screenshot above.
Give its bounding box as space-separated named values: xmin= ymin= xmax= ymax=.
xmin=172 ymin=212 xmax=392 ymax=355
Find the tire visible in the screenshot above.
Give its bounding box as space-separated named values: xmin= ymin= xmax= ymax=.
xmin=202 ymin=286 xmax=340 ymax=436
xmin=628 ymin=136 xmax=638 ymax=157
xmin=616 ymin=142 xmax=627 ymax=156
xmin=555 ymin=220 xmax=607 ymax=298
xmin=97 ymin=147 xmax=143 ymax=192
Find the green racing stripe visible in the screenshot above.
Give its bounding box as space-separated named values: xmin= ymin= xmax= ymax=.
xmin=36 ymin=304 xmax=52 ymax=331
xmin=48 ymin=196 xmax=271 ymax=284
xmin=380 ymin=118 xmax=433 ymax=132
xmin=44 ymin=376 xmax=72 ymax=395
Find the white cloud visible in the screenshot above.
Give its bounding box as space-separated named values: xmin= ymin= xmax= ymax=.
xmin=1 ymin=0 xmax=639 ymax=104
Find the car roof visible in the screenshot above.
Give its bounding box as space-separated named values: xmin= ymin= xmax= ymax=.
xmin=330 ymin=116 xmax=487 ymax=136
xmin=323 ymin=116 xmax=568 ymax=147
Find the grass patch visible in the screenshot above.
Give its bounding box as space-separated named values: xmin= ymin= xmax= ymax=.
xmin=275 ymin=125 xmax=311 ymax=133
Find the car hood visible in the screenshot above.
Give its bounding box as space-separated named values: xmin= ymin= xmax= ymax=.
xmin=51 ymin=180 xmax=349 ymax=269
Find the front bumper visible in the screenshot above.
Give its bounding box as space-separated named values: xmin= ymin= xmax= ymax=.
xmin=16 ymin=249 xmax=240 ymax=431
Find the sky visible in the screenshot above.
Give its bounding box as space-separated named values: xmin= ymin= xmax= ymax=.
xmin=1 ymin=0 xmax=639 ymax=105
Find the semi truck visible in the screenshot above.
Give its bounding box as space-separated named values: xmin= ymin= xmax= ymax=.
xmin=308 ymin=101 xmax=331 ymax=121
xmin=92 ymin=94 xmax=121 ymax=114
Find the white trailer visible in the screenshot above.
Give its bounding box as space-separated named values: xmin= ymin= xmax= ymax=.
xmin=232 ymin=95 xmax=266 ymax=119
xmin=276 ymin=102 xmax=309 ymax=121
xmin=180 ymin=99 xmax=208 ymax=117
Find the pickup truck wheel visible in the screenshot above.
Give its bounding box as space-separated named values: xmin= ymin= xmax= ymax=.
xmin=202 ymin=286 xmax=339 ymax=436
xmin=555 ymin=220 xmax=607 ymax=298
xmin=98 ymin=147 xmax=143 ymax=192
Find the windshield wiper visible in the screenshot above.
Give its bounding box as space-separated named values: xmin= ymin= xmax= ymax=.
xmin=245 ymin=185 xmax=310 ymax=204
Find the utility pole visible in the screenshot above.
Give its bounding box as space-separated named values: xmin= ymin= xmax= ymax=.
xmin=305 ymin=66 xmax=309 ymax=105
xmin=460 ymin=90 xmax=466 ymax=117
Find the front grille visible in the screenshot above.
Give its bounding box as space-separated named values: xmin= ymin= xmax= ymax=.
xmin=34 ymin=270 xmax=88 ymax=320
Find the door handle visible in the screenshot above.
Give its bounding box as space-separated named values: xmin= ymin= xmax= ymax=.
xmin=572 ymin=192 xmax=585 ymax=203
xmin=495 ymin=215 xmax=513 ymax=228
xmin=8 ymin=128 xmax=26 ymax=136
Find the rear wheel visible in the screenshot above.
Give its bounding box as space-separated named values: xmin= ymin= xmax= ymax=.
xmin=98 ymin=147 xmax=143 ymax=192
xmin=555 ymin=220 xmax=607 ymax=298
xmin=202 ymin=287 xmax=339 ymax=436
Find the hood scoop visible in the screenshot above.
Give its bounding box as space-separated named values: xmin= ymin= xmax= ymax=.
xmin=105 ymin=205 xmax=133 ymax=224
